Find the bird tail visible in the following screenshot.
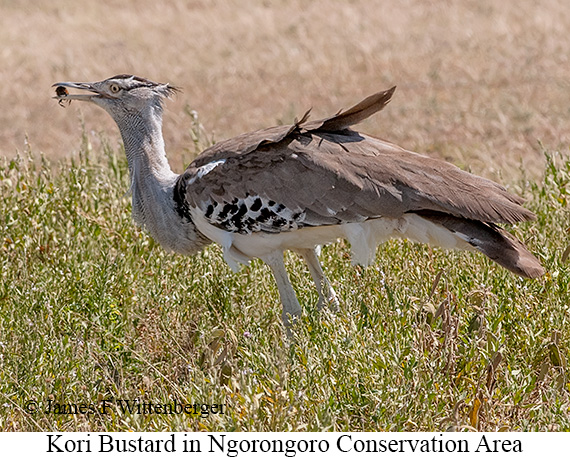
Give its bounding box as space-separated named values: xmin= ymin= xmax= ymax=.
xmin=413 ymin=211 xmax=544 ymax=279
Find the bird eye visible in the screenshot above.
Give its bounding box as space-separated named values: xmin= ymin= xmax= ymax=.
xmin=109 ymin=83 xmax=120 ymax=94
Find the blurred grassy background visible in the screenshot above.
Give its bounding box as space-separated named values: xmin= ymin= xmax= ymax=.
xmin=2 ymin=0 xmax=569 ymax=178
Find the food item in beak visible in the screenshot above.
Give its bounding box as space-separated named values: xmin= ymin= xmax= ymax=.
xmin=56 ymin=86 xmax=70 ymax=107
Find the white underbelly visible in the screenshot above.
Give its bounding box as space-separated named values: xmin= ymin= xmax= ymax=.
xmin=191 ymin=206 xmax=472 ymax=271
xmin=232 ymin=224 xmax=347 ymax=256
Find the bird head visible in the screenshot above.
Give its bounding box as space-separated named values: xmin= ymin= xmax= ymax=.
xmin=53 ymin=74 xmax=178 ymax=119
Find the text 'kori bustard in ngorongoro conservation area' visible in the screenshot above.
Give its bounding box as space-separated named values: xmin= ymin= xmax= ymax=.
xmin=53 ymin=75 xmax=544 ymax=331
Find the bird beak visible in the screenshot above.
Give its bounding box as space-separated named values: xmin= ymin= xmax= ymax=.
xmin=52 ymin=81 xmax=101 ymax=103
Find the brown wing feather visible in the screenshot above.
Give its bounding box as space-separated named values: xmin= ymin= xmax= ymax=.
xmin=303 ymin=86 xmax=396 ymax=132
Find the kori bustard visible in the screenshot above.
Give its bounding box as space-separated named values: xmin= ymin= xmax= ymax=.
xmin=53 ymin=75 xmax=544 ymax=329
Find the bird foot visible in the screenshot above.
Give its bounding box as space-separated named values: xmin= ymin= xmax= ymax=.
xmin=317 ymin=284 xmax=340 ymax=313
xmin=282 ymin=310 xmax=302 ymax=339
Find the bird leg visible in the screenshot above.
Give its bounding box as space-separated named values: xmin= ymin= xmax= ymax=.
xmin=261 ymin=251 xmax=302 ymax=330
xmin=297 ymin=247 xmax=339 ymax=312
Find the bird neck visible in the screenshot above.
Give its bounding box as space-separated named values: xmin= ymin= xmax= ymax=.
xmin=115 ymin=105 xmax=180 ymax=237
xmin=119 ymin=105 xmax=177 ymax=186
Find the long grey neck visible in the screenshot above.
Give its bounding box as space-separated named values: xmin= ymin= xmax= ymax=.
xmin=114 ymin=103 xmax=210 ymax=255
xmin=119 ymin=105 xmax=177 ymax=190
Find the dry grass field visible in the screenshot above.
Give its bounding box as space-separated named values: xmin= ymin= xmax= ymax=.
xmin=2 ymin=0 xmax=570 ymax=433
xmin=2 ymin=0 xmax=569 ymax=177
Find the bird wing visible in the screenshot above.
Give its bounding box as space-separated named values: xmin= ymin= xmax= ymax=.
xmin=177 ymin=88 xmax=535 ymax=235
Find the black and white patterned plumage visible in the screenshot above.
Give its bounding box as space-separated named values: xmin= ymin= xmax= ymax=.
xmin=202 ymin=195 xmax=306 ymax=234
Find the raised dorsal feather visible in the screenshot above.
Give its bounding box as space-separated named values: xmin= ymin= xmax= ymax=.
xmin=191 ymin=86 xmax=396 ymax=168
xmin=302 ymin=86 xmax=396 ymax=132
